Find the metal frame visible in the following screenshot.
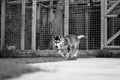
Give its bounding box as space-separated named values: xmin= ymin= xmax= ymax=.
xmin=101 ymin=0 xmax=120 ymax=49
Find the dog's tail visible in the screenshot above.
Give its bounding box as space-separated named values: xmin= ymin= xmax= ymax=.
xmin=77 ymin=35 xmax=86 ymax=39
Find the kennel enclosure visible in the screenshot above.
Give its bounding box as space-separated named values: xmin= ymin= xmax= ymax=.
xmin=0 ymin=0 xmax=120 ymax=50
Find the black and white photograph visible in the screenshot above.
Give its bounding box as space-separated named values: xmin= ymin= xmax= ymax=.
xmin=0 ymin=0 xmax=120 ymax=80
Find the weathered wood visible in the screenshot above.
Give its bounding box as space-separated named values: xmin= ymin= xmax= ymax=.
xmin=39 ymin=3 xmax=49 ymax=8
xmin=64 ymin=0 xmax=69 ymax=36
xmin=107 ymin=1 xmax=120 ymax=14
xmin=85 ymin=11 xmax=89 ymax=50
xmin=101 ymin=0 xmax=120 ymax=49
xmin=101 ymin=0 xmax=108 ymax=49
xmin=107 ymin=14 xmax=118 ymax=17
xmin=7 ymin=1 xmax=22 ymax=4
xmin=107 ymin=30 xmax=120 ymax=45
xmin=21 ymin=0 xmax=26 ymax=50
xmin=104 ymin=45 xmax=120 ymax=49
xmin=101 ymin=0 xmax=105 ymax=49
xmin=104 ymin=0 xmax=107 ymax=46
xmin=32 ymin=0 xmax=37 ymax=50
xmin=37 ymin=4 xmax=41 ymax=20
xmin=49 ymin=0 xmax=54 ymax=22
xmin=1 ymin=0 xmax=6 ymax=50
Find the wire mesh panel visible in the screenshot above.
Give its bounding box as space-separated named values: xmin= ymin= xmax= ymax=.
xmin=25 ymin=3 xmax=32 ymax=50
xmin=108 ymin=17 xmax=120 ymax=46
xmin=88 ymin=7 xmax=101 ymax=49
xmin=0 ymin=0 xmax=65 ymax=50
xmin=69 ymin=0 xmax=101 ymax=50
xmin=5 ymin=0 xmax=22 ymax=50
xmin=36 ymin=7 xmax=51 ymax=50
xmin=1 ymin=0 xmax=102 ymax=50
xmin=36 ymin=0 xmax=64 ymax=50
xmin=69 ymin=4 xmax=86 ymax=49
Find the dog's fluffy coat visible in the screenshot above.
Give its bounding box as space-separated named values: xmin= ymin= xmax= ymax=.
xmin=53 ymin=34 xmax=85 ymax=59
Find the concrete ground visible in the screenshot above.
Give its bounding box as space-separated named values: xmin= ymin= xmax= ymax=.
xmin=8 ymin=58 xmax=120 ymax=80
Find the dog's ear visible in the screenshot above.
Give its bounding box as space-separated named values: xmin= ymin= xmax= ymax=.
xmin=52 ymin=35 xmax=58 ymax=41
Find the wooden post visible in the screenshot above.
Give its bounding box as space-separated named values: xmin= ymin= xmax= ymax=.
xmin=21 ymin=0 xmax=25 ymax=50
xmin=32 ymin=0 xmax=37 ymax=50
xmin=37 ymin=4 xmax=41 ymax=20
xmin=101 ymin=0 xmax=105 ymax=49
xmin=64 ymin=0 xmax=69 ymax=36
xmin=85 ymin=11 xmax=89 ymax=50
xmin=104 ymin=0 xmax=108 ymax=46
xmin=1 ymin=0 xmax=6 ymax=50
xmin=50 ymin=0 xmax=54 ymax=23
xmin=101 ymin=0 xmax=107 ymax=49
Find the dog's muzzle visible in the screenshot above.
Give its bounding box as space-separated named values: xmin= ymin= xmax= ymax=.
xmin=55 ymin=46 xmax=58 ymax=48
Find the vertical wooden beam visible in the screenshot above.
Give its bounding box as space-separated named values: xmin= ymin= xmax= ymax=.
xmin=32 ymin=0 xmax=37 ymax=50
xmin=37 ymin=4 xmax=41 ymax=20
xmin=104 ymin=0 xmax=107 ymax=46
xmin=101 ymin=0 xmax=103 ymax=49
xmin=64 ymin=0 xmax=69 ymax=36
xmin=85 ymin=11 xmax=89 ymax=50
xmin=49 ymin=0 xmax=54 ymax=23
xmin=21 ymin=0 xmax=25 ymax=50
xmin=101 ymin=0 xmax=107 ymax=49
xmin=1 ymin=0 xmax=6 ymax=50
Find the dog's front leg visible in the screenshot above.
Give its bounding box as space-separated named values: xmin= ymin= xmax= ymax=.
xmin=58 ymin=50 xmax=64 ymax=57
xmin=65 ymin=46 xmax=71 ymax=59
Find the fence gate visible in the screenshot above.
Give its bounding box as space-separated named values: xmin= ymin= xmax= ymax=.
xmin=101 ymin=0 xmax=120 ymax=49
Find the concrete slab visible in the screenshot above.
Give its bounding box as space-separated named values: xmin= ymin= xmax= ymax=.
xmin=8 ymin=58 xmax=120 ymax=80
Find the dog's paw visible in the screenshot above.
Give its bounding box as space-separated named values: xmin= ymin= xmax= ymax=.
xmin=65 ymin=56 xmax=77 ymax=60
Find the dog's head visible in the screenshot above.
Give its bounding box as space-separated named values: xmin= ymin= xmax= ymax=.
xmin=52 ymin=35 xmax=64 ymax=49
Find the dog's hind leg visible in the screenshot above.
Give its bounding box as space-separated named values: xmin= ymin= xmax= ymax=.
xmin=72 ymin=49 xmax=79 ymax=57
xmin=71 ymin=42 xmax=79 ymax=58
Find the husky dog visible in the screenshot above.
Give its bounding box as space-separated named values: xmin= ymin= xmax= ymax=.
xmin=53 ymin=34 xmax=85 ymax=59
